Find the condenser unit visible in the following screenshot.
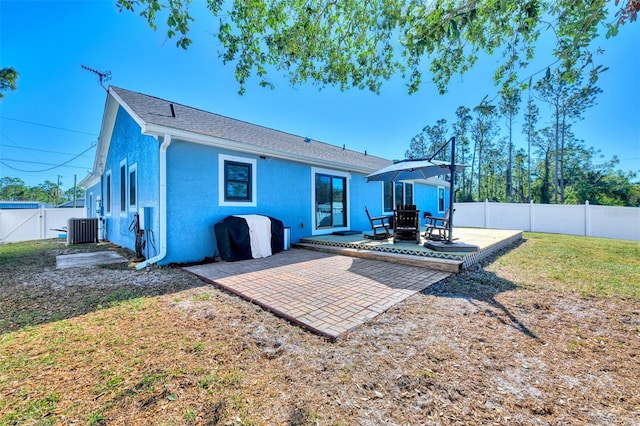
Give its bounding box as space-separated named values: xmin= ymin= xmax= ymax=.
xmin=66 ymin=218 xmax=99 ymax=245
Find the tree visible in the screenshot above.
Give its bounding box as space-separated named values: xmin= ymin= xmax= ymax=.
xmin=37 ymin=180 xmax=61 ymax=204
xmin=471 ymin=100 xmax=497 ymax=200
xmin=563 ymin=146 xmax=640 ymax=206
xmin=522 ymin=81 xmax=540 ymax=202
xmin=453 ymin=106 xmax=473 ymax=201
xmin=512 ymin=148 xmax=529 ymax=202
xmin=0 ymin=177 xmax=28 ymax=200
xmin=405 ymin=119 xmax=448 ymax=160
xmin=499 ymin=87 xmax=521 ymax=201
xmin=116 ymin=0 xmax=635 ymax=95
xmin=0 ymin=67 xmax=18 ymax=99
xmin=535 ymin=69 xmax=602 ymax=203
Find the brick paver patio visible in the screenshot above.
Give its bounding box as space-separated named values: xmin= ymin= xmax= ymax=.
xmin=184 ymin=248 xmax=450 ymax=338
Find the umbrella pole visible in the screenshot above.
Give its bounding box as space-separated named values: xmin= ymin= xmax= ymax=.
xmin=447 ymin=137 xmax=456 ymax=244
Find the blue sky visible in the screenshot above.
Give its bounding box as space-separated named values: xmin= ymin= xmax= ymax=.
xmin=1 ymin=0 xmax=639 ymax=191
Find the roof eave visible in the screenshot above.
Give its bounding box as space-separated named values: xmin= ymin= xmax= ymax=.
xmin=78 ymin=173 xmax=101 ymax=189
xmin=92 ymin=87 xmax=148 ymax=177
xmin=143 ymin=123 xmax=379 ymax=175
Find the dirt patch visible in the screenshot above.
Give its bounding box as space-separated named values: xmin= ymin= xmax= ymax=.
xmin=1 ymin=240 xmax=639 ymax=425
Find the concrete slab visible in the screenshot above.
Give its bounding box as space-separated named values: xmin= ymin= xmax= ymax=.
xmin=56 ymin=251 xmax=127 ymax=269
xmin=185 ymin=248 xmax=450 ymax=339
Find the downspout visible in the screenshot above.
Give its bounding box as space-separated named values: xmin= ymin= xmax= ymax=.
xmin=136 ymin=134 xmax=171 ymax=269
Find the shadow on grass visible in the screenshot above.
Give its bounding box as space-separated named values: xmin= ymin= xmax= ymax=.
xmin=422 ymin=239 xmax=538 ymax=340
xmin=0 ymin=240 xmax=208 ymax=335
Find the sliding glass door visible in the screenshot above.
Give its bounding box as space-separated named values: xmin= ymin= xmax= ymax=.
xmin=315 ymin=173 xmax=347 ymax=229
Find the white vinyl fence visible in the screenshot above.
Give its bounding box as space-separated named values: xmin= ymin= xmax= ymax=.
xmin=454 ymin=201 xmax=640 ymax=241
xmin=0 ymin=207 xmax=86 ymax=244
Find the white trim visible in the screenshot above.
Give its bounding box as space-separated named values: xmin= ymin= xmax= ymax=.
xmin=93 ymin=93 xmax=119 ymax=176
xmin=119 ymin=159 xmax=127 ymax=217
xmin=310 ymin=167 xmax=350 ymax=235
xmin=128 ymin=163 xmax=138 ymax=212
xmin=79 ymin=173 xmax=100 ymax=189
xmin=218 ymin=154 xmax=257 ymax=207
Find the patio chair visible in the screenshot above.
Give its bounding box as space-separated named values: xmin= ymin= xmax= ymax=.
xmin=364 ymin=206 xmax=391 ymax=240
xmin=393 ymin=204 xmax=421 ymax=244
xmin=424 ymin=209 xmax=452 ymax=241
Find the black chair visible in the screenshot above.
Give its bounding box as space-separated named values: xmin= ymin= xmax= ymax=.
xmin=393 ymin=204 xmax=420 ymax=244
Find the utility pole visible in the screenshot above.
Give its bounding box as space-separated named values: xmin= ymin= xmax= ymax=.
xmin=56 ymin=175 xmax=61 ymax=206
xmin=73 ymin=174 xmax=77 ymax=208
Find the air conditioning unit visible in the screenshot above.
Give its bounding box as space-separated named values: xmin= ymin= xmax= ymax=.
xmin=67 ymin=218 xmax=99 ymax=245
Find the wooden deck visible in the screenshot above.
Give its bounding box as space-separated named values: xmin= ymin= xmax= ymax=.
xmin=295 ymin=228 xmax=523 ymax=273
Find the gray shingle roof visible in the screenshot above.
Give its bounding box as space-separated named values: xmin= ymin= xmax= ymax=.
xmin=110 ymin=86 xmax=392 ymax=172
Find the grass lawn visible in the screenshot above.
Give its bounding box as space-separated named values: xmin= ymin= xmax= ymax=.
xmin=489 ymin=232 xmax=640 ymax=300
xmin=0 ymin=234 xmax=638 ymax=425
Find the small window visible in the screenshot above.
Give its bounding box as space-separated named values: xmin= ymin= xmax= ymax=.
xmin=105 ymin=171 xmax=112 ymax=215
xmin=225 ymin=161 xmax=251 ymax=201
xmin=120 ymin=162 xmax=127 ymax=213
xmin=128 ymin=164 xmax=137 ymax=210
xmin=218 ymin=154 xmax=257 ymax=207
xmin=438 ymin=186 xmax=445 ymax=213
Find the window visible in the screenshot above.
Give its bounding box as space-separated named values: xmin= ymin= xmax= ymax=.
xmin=119 ymin=160 xmax=127 ymax=213
xmin=225 ymin=161 xmax=251 ymax=201
xmin=438 ymin=186 xmax=446 ymax=213
xmin=404 ymin=183 xmax=414 ymax=205
xmin=384 ymin=181 xmax=414 ymax=212
xmin=383 ymin=181 xmax=393 ymax=212
xmin=128 ymin=163 xmax=137 ymax=210
xmin=105 ymin=171 xmax=112 ymax=215
xmin=218 ymin=154 xmax=257 ymax=206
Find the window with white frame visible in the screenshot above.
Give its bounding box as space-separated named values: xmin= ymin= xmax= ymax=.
xmin=119 ymin=159 xmax=127 ymax=214
xmin=128 ymin=163 xmax=138 ymax=211
xmin=218 ymin=154 xmax=257 ymax=207
xmin=383 ymin=181 xmax=414 ymax=212
xmin=105 ymin=171 xmax=112 ymax=215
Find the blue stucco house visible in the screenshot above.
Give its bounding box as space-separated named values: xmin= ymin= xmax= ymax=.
xmin=79 ymin=87 xmax=451 ymax=267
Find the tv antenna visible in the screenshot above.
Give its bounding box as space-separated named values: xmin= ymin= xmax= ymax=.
xmin=81 ymin=65 xmax=112 ymax=92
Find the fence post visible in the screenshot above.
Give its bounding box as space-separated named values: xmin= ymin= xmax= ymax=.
xmin=484 ymin=199 xmax=489 ymax=228
xmin=40 ymin=205 xmax=45 ymax=239
xmin=529 ymin=200 xmax=534 ymax=232
xmin=585 ymin=201 xmax=591 ymax=237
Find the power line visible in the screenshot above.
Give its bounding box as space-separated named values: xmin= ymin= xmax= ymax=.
xmin=0 ymin=159 xmax=90 ymax=171
xmin=0 ymin=143 xmax=96 ymax=172
xmin=0 ymin=142 xmax=95 ymax=159
xmin=0 ymin=116 xmax=98 ymax=136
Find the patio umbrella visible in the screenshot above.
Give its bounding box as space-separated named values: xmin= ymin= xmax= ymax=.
xmin=365 ymin=158 xmax=466 ymax=182
xmin=365 ymin=138 xmax=466 ymax=244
